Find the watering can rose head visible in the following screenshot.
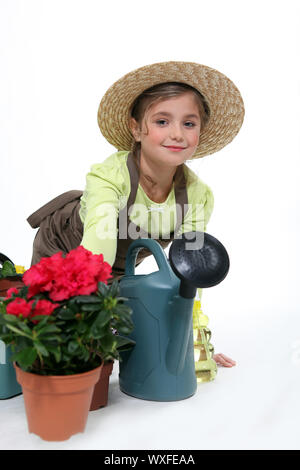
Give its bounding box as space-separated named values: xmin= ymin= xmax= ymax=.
xmin=0 ymin=246 xmax=135 ymax=376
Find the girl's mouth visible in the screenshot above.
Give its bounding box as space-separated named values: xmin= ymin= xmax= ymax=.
xmin=164 ymin=146 xmax=186 ymax=152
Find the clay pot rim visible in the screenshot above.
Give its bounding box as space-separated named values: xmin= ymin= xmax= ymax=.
xmin=14 ymin=361 xmax=103 ymax=380
xmin=0 ymin=275 xmax=23 ymax=280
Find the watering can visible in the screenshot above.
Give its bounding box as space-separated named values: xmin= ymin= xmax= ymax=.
xmin=119 ymin=231 xmax=230 ymax=401
xmin=0 ymin=253 xmax=23 ymax=399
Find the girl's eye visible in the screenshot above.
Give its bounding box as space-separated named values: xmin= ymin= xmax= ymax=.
xmin=155 ymin=120 xmax=196 ymax=127
xmin=156 ymin=119 xmax=167 ymax=126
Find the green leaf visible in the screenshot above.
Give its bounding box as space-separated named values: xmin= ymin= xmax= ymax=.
xmin=113 ymin=309 xmax=133 ymax=321
xmin=34 ymin=341 xmax=49 ymax=357
xmin=109 ymin=280 xmax=120 ymax=297
xmin=92 ymin=310 xmax=111 ymax=329
xmin=6 ymin=324 xmax=32 ymax=339
xmin=115 ymin=335 xmax=136 ymax=351
xmin=64 ymin=324 xmax=77 ymax=334
xmin=42 ymin=335 xmax=61 ymax=342
xmin=0 ymin=261 xmax=17 ymax=277
xmin=47 ymin=345 xmax=61 ymax=363
xmin=66 ymin=301 xmax=78 ymax=313
xmin=90 ymin=325 xmax=106 ymax=339
xmin=18 ymin=285 xmax=29 ymax=298
xmin=57 ymin=308 xmax=76 ymax=320
xmin=61 ymin=349 xmax=72 ymax=362
xmin=11 ymin=336 xmax=30 ymax=351
xmin=17 ymin=322 xmax=33 ymax=335
xmin=114 ymin=303 xmax=133 ymax=315
xmin=11 ymin=347 xmax=37 ymax=368
xmin=69 ymin=296 xmax=102 ymax=304
xmin=97 ymin=282 xmax=108 ymax=296
xmin=80 ymin=346 xmax=90 ymax=362
xmin=80 ymin=304 xmax=102 ymax=312
xmin=67 ymin=340 xmax=79 ymax=354
xmin=34 ymin=316 xmax=51 ymax=329
xmin=115 ymin=325 xmax=134 ymax=335
xmin=115 ymin=297 xmax=130 ymax=303
xmin=77 ymin=322 xmax=87 ymax=334
xmin=117 ymin=316 xmax=134 ymax=330
xmin=3 ymin=314 xmax=18 ymax=323
xmin=100 ymin=334 xmax=116 ymax=352
xmin=37 ymin=324 xmax=61 ymax=336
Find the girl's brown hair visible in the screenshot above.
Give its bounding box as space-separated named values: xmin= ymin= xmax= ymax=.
xmin=128 ymin=82 xmax=211 ymax=189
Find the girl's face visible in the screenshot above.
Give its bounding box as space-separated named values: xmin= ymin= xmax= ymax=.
xmin=130 ymin=92 xmax=201 ymax=168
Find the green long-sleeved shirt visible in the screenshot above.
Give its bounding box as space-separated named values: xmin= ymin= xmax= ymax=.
xmin=79 ymin=150 xmax=214 ymax=268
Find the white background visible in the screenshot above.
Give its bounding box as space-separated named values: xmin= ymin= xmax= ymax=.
xmin=1 ymin=0 xmax=300 ymax=451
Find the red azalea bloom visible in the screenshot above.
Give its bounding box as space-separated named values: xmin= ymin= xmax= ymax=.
xmin=31 ymin=299 xmax=60 ymax=322
xmin=6 ymin=298 xmax=33 ymax=318
xmin=5 ymin=287 xmax=19 ymax=299
xmin=23 ymin=252 xmax=64 ymax=298
xmin=49 ymin=247 xmax=112 ymax=301
xmin=22 ymin=246 xmax=112 ymax=302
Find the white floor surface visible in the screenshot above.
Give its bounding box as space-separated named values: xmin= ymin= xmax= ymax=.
xmin=1 ymin=312 xmax=299 ymax=451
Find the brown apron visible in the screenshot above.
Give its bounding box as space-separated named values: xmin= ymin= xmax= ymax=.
xmin=27 ymin=152 xmax=188 ymax=284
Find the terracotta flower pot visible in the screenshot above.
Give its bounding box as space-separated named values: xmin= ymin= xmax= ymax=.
xmin=0 ymin=277 xmax=24 ymax=297
xmin=14 ymin=362 xmax=103 ymax=441
xmin=89 ymin=360 xmax=114 ymax=411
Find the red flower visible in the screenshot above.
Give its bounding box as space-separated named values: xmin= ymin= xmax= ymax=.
xmin=22 ymin=252 xmax=64 ymax=299
xmin=6 ymin=298 xmax=59 ymax=322
xmin=31 ymin=299 xmax=60 ymax=323
xmin=22 ymin=246 xmax=113 ymax=301
xmin=5 ymin=287 xmax=19 ymax=299
xmin=6 ymin=298 xmax=33 ymax=318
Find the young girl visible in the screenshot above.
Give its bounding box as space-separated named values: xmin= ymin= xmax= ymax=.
xmin=27 ymin=61 xmax=244 ymax=368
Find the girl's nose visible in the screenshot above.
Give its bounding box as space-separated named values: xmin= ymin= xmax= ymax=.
xmin=169 ymin=123 xmax=184 ymax=141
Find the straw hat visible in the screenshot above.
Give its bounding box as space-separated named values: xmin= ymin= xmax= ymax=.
xmin=97 ymin=61 xmax=245 ymax=159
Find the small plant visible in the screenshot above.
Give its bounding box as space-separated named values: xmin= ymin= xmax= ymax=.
xmin=0 ymin=255 xmax=25 ymax=279
xmin=0 ymin=246 xmax=134 ymax=375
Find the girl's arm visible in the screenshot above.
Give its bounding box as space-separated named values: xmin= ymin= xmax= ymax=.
xmin=79 ymin=160 xmax=125 ymax=266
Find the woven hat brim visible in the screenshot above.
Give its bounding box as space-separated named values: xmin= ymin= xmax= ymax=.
xmin=98 ymin=61 xmax=245 ymax=159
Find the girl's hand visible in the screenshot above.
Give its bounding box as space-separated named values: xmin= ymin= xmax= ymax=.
xmin=213 ymin=353 xmax=236 ymax=367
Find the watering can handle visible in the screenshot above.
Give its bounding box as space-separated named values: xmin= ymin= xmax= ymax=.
xmin=125 ymin=238 xmax=174 ymax=279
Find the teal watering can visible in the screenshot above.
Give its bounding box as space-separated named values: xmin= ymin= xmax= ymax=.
xmin=0 ymin=343 xmax=22 ymax=399
xmin=0 ymin=253 xmax=22 ymax=399
xmin=119 ymin=231 xmax=230 ymax=401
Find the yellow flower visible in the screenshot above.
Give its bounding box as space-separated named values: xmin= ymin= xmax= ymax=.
xmin=193 ymin=300 xmax=209 ymax=328
xmin=14 ymin=265 xmax=26 ymax=274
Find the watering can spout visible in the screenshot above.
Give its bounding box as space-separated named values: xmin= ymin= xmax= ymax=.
xmin=165 ymin=295 xmax=194 ymax=375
